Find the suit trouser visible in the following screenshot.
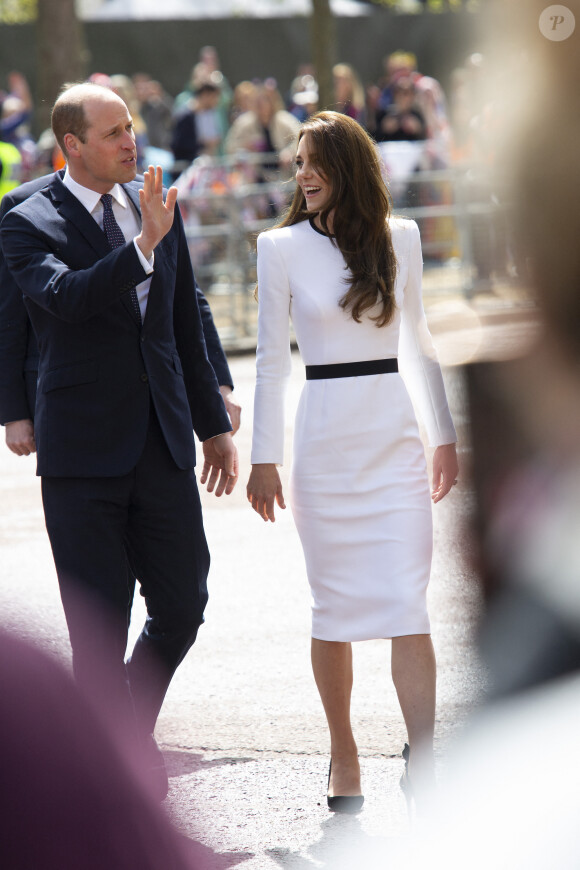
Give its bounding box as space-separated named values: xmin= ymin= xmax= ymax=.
xmin=41 ymin=407 xmax=210 ymax=739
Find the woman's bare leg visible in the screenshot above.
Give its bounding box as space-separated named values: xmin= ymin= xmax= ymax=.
xmin=391 ymin=633 xmax=437 ymax=794
xmin=311 ymin=638 xmax=362 ymax=796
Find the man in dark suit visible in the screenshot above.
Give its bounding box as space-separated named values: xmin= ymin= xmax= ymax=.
xmin=0 ymin=172 xmax=241 ymax=455
xmin=1 ymin=82 xmax=238 ymax=798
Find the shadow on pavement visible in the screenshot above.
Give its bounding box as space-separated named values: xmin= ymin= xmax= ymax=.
xmin=165 ymin=749 xmax=257 ymax=778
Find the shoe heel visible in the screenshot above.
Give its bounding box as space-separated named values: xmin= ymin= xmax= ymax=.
xmin=326 ymin=759 xmax=364 ymax=814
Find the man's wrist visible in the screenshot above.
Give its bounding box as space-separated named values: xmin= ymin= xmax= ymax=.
xmin=204 ymin=430 xmax=231 ymax=442
xmin=133 ymin=237 xmax=154 ymax=271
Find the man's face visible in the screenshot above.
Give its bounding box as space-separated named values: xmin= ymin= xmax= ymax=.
xmin=66 ymin=93 xmax=137 ymax=193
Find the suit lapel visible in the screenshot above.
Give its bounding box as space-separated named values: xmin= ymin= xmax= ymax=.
xmin=49 ymin=174 xmax=111 ymax=260
xmin=123 ymin=181 xmax=141 ymax=216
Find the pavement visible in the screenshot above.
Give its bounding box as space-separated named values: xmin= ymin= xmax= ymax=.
xmin=0 ymin=278 xmax=539 ymax=868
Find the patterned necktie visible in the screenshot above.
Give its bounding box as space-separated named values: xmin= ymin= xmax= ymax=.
xmin=101 ymin=193 xmax=142 ymax=324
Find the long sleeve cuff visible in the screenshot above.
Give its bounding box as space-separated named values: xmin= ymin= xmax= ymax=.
xmin=133 ymin=238 xmax=154 ymax=274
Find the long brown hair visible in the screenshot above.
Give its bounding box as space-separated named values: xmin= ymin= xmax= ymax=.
xmin=275 ymin=111 xmax=398 ymax=327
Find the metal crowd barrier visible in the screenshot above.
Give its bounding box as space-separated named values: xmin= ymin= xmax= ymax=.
xmin=175 ymin=153 xmax=514 ymax=351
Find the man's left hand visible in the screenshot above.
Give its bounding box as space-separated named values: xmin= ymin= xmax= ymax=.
xmin=136 ymin=165 xmax=178 ymax=260
xmin=201 ymin=433 xmax=238 ymax=496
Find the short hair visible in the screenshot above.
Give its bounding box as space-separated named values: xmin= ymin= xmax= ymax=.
xmin=51 ymin=82 xmax=110 ymax=157
xmin=194 ymin=81 xmax=220 ymax=97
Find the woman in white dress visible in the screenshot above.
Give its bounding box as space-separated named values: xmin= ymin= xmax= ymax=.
xmin=246 ymin=112 xmax=458 ymax=814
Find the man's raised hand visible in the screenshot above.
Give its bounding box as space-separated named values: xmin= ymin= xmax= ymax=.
xmin=136 ymin=165 xmax=178 ymax=260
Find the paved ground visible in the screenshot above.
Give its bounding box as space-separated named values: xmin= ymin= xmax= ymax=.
xmin=0 ymin=283 xmax=539 ymax=868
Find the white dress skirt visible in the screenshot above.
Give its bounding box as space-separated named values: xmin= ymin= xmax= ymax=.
xmin=251 ymin=217 xmax=457 ymax=642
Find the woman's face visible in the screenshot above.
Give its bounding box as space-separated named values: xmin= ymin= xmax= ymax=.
xmin=333 ymin=72 xmax=351 ymax=103
xmin=295 ymin=133 xmax=332 ymax=215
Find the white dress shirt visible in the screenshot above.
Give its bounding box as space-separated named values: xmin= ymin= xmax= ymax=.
xmin=63 ymin=169 xmax=153 ymax=319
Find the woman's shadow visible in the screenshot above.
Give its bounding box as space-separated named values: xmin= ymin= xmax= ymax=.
xmin=266 ymin=813 xmax=405 ymax=869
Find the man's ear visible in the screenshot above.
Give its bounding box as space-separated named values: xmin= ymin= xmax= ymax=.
xmin=63 ymin=133 xmax=79 ymax=157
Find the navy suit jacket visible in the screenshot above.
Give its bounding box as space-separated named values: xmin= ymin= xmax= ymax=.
xmin=0 ymin=173 xmax=231 ymax=477
xmin=0 ymin=172 xmax=233 ymax=426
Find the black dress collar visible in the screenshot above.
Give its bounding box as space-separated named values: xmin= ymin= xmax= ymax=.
xmin=308 ymin=216 xmax=334 ymax=238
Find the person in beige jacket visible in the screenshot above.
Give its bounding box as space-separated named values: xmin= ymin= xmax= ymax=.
xmin=224 ymin=81 xmax=300 ymax=179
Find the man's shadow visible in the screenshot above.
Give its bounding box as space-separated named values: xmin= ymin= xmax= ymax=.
xmin=164 ymin=749 xmax=256 ymax=779
xmin=164 ymin=749 xmax=256 ymax=869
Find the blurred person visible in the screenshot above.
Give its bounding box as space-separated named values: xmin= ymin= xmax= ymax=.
xmin=448 ymin=65 xmax=474 ymax=165
xmin=465 ymin=61 xmax=580 ymax=695
xmin=377 ymin=52 xmax=451 ymax=167
xmin=415 ymin=74 xmax=452 ymax=169
xmin=375 ymin=76 xmax=428 ymax=210
xmin=134 ymin=74 xmax=174 ymax=151
xmin=332 ymin=63 xmax=366 ymax=125
xmin=1 ymin=97 xmax=35 ymax=178
xmin=111 ymin=74 xmax=149 ymax=171
xmin=451 ymin=52 xmax=524 ymax=288
xmin=288 ymin=73 xmax=319 ymax=122
xmin=87 ymin=70 xmax=113 ymax=88
xmin=376 ymin=76 xmax=427 ymax=142
xmin=224 ymin=80 xmax=300 ymax=177
xmin=33 ymin=128 xmax=63 ymax=175
xmin=0 ymin=628 xmax=204 ymax=869
xmin=286 ymin=63 xmax=317 ymax=108
xmin=363 ymin=82 xmax=382 ymax=139
xmin=377 ymin=50 xmax=417 ymax=112
xmin=198 ymin=45 xmax=233 ymax=135
xmin=0 ymin=71 xmax=33 ymax=141
xmin=290 ymin=87 xmax=319 ymax=123
xmin=247 ymin=111 xmax=458 ymax=815
xmin=0 ymin=83 xmax=238 ymax=800
xmin=448 ymin=52 xmax=489 ymax=166
xmin=229 ymin=79 xmax=258 ymax=124
xmin=171 ymin=81 xmax=222 ymax=177
xmin=395 ymin=12 xmax=580 ymax=861
xmin=0 ymin=72 xmax=35 ymax=184
xmin=175 ymin=46 xmax=232 ymax=142
xmin=0 ymin=132 xmax=23 ymax=200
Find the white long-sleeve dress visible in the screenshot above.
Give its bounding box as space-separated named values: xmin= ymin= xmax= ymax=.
xmin=251 ymin=216 xmax=457 ymax=642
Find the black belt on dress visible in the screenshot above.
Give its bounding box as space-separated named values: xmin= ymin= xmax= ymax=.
xmin=305 ymin=358 xmax=398 ymax=380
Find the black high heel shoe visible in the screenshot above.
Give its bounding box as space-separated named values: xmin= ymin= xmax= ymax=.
xmin=326 ymin=760 xmax=364 ymax=814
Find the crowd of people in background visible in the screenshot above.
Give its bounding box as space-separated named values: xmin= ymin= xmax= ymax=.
xmin=0 ymin=46 xmax=496 ymax=194
xmin=0 ymin=47 xmax=512 ymax=290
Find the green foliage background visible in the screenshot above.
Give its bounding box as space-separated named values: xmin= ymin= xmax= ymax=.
xmin=0 ymin=0 xmax=37 ymax=23
xmin=0 ymin=0 xmax=480 ymax=24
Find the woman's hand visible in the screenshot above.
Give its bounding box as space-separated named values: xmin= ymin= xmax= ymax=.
xmin=247 ymin=463 xmax=286 ymax=522
xmin=431 ymin=443 xmax=459 ymax=503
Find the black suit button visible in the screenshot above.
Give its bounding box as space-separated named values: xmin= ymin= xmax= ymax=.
xmin=140 ymin=373 xmax=149 ymax=383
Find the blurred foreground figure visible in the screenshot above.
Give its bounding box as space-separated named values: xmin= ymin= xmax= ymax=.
xmin=0 ymin=629 xmax=202 ymax=870
xmin=419 ymin=6 xmax=580 ymax=863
